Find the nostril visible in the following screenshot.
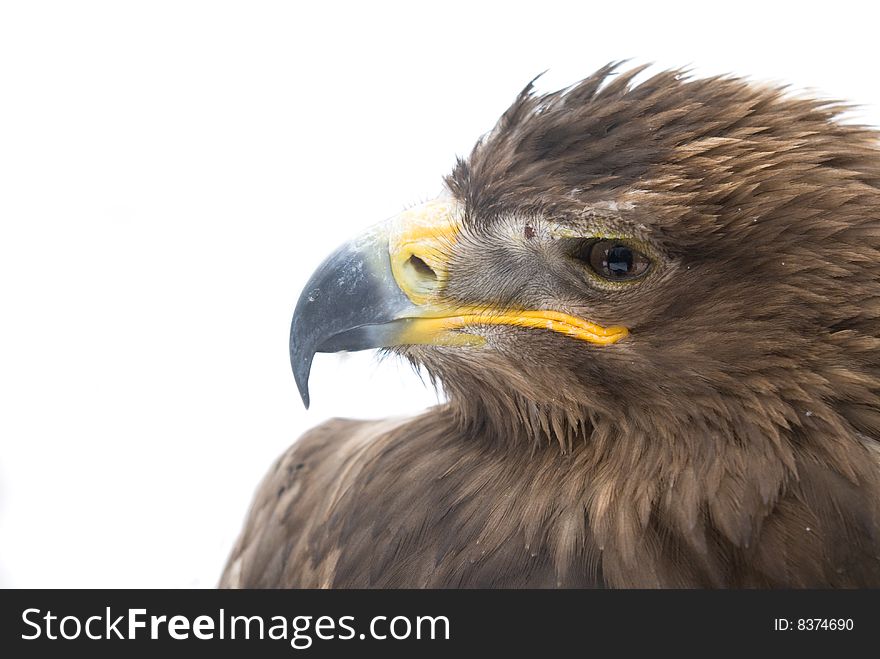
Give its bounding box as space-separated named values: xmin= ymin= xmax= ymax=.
xmin=393 ymin=250 xmax=443 ymax=303
xmin=407 ymin=254 xmax=437 ymax=281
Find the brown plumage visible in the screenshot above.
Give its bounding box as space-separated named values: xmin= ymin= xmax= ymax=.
xmin=221 ymin=64 xmax=880 ymax=588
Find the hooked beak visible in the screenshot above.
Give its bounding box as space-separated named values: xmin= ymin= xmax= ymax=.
xmin=290 ymin=199 xmax=628 ymax=408
xmin=290 ymin=200 xmax=468 ymax=407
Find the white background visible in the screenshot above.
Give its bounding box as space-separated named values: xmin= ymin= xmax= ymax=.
xmin=1 ymin=0 xmax=878 ymax=587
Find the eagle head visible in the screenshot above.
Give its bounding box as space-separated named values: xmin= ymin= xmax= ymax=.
xmin=292 ymin=64 xmax=880 ymax=461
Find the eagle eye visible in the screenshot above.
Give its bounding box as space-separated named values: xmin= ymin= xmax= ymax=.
xmin=571 ymin=239 xmax=651 ymax=282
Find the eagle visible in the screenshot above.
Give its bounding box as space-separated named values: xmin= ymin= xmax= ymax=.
xmin=221 ymin=64 xmax=880 ymax=588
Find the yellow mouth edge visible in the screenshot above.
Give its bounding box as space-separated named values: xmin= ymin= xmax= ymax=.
xmin=398 ymin=308 xmax=629 ymax=346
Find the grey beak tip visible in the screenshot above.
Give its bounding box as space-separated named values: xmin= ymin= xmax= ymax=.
xmin=290 ymin=310 xmax=315 ymax=410
xmin=292 ymin=361 xmax=312 ymax=409
xmin=291 ymin=342 xmax=313 ymax=411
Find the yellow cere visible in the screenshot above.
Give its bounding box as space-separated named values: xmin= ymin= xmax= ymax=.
xmin=389 ymin=199 xmax=461 ymax=305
